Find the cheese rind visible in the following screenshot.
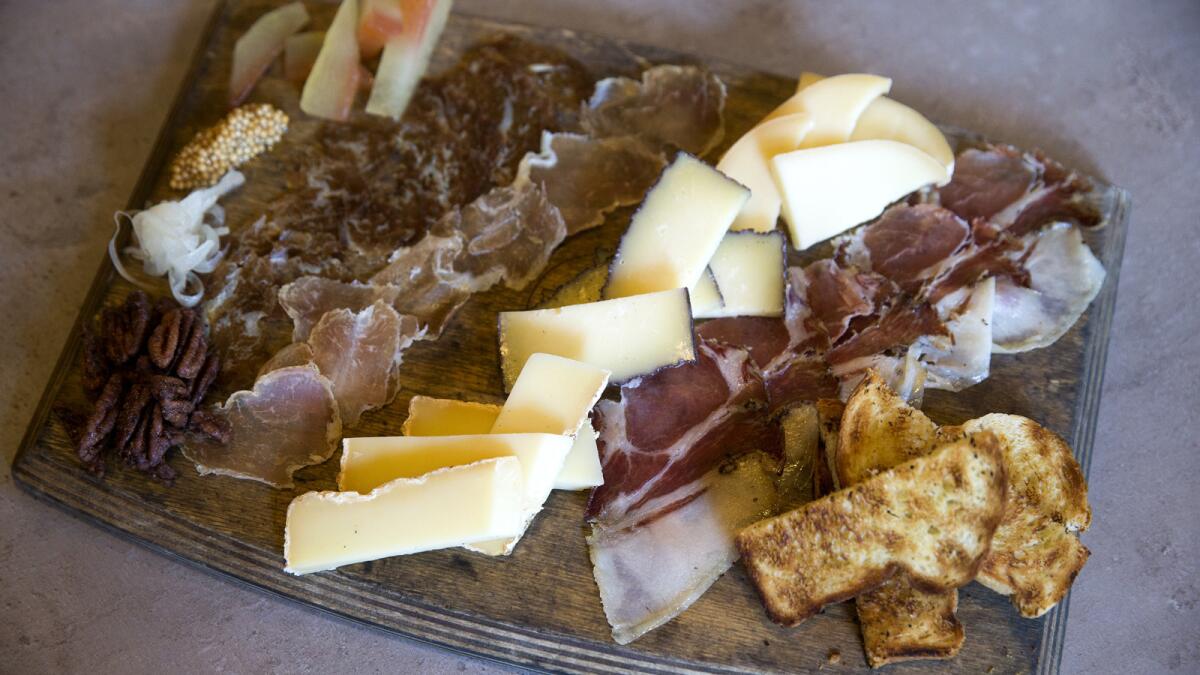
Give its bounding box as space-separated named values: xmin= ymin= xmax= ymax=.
xmin=283 ymin=457 xmax=525 ymax=575
xmin=765 ymin=73 xmax=892 ymax=147
xmin=603 ymin=154 xmax=750 ymax=299
xmin=688 ymin=268 xmax=724 ymax=317
xmin=499 ymin=288 xmax=695 ymax=389
xmin=695 ymin=231 xmax=786 ymax=318
xmin=491 ymin=353 xmax=610 ymax=436
xmin=401 ymin=396 xmax=500 ymax=436
xmin=773 ymin=139 xmax=947 ymax=250
xmin=718 ymin=113 xmax=814 ymax=233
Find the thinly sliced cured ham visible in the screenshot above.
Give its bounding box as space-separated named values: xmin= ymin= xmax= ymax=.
xmin=849 ymin=204 xmax=970 ymax=293
xmin=913 ymin=277 xmax=996 ymax=391
xmin=279 ymin=277 xmax=402 ymax=341
xmin=368 ymin=233 xmax=474 ymax=335
xmin=184 ymin=365 xmax=341 ymax=488
xmin=306 ymin=301 xmax=422 ymax=426
xmin=938 ymin=145 xmax=1036 ymax=222
xmin=582 ymin=65 xmax=727 ymax=156
xmin=992 ymin=223 xmax=1105 ymax=352
xmin=588 ymin=453 xmax=778 ymax=644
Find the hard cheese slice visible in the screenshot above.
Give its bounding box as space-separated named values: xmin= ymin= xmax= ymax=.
xmin=339 ymin=433 xmax=573 ymax=556
xmin=694 ymin=231 xmax=786 ymax=318
xmin=499 ymin=288 xmax=695 ymax=389
xmin=558 ymin=421 xmax=603 ymax=491
xmin=603 ymin=154 xmax=749 ymax=299
xmin=401 ymin=396 xmax=500 ymax=436
xmin=765 ymin=73 xmax=892 ymax=147
xmin=773 ymin=139 xmax=947 ymax=250
xmin=688 ymin=268 xmax=724 ymax=317
xmin=283 ymin=457 xmax=525 ymax=575
xmin=718 ymin=112 xmax=814 ymax=233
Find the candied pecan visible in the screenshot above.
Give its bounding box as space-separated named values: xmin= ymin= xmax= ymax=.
xmin=80 ymin=329 xmax=110 ymax=396
xmin=148 ymin=308 xmax=184 ymax=370
xmin=103 ymin=291 xmax=151 ymax=365
xmin=78 ymin=373 xmax=123 ymax=468
xmin=112 ymin=380 xmax=152 ymax=451
xmin=146 ymin=403 xmax=171 ymax=467
xmin=189 ymin=408 xmax=231 ymax=445
xmin=188 ymin=353 xmax=220 ymax=406
xmin=174 ymin=312 xmax=207 ymax=380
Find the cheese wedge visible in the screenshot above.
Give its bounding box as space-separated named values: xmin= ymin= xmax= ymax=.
xmin=401 ymin=396 xmax=501 ymax=436
xmin=773 ymin=139 xmax=947 ymax=250
xmin=695 ymin=231 xmax=786 ymax=318
xmin=688 ymin=268 xmax=724 ymax=317
xmin=604 ymin=154 xmax=750 ymax=299
xmin=765 ymin=73 xmax=892 ymax=147
xmin=283 ymin=457 xmax=525 ymax=575
xmin=401 ymin=396 xmax=603 ymax=491
xmin=491 ymin=353 xmax=610 ymax=436
xmin=719 ymin=112 xmax=814 ymax=233
xmin=499 ymin=288 xmax=695 ymax=389
xmin=796 ymin=72 xmax=954 ymax=179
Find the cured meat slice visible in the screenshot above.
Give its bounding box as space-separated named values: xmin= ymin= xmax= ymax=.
xmin=991 ymin=223 xmax=1105 ymax=353
xmin=306 ymin=301 xmax=422 ymax=427
xmin=587 ymin=452 xmax=777 ymax=644
xmin=279 ymin=277 xmax=402 ymax=341
xmin=802 ymin=260 xmax=886 ymax=343
xmin=515 ymin=132 xmax=665 ymax=234
xmin=938 ymin=145 xmax=1036 ymax=222
xmin=852 ymin=204 xmax=970 ymax=292
xmin=696 ymin=317 xmax=790 ymax=369
xmin=369 ymin=233 xmax=474 ymax=335
xmin=586 ymin=340 xmax=777 ymax=527
xmin=183 ymin=365 xmax=341 ymax=488
xmin=827 ymin=300 xmax=946 ymax=365
xmin=257 ymin=341 xmax=315 ymax=376
xmin=913 ymin=277 xmax=996 ymax=391
xmin=582 ymin=65 xmax=727 ymax=156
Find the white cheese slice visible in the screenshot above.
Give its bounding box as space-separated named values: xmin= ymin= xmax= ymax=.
xmin=765 ymin=73 xmax=891 ymax=147
xmin=401 ymin=396 xmax=602 ymax=491
xmin=401 ymin=396 xmax=500 ymax=436
xmin=688 ymin=268 xmax=724 ymax=317
xmin=718 ymin=112 xmax=813 ymax=233
xmin=491 ymin=353 xmax=610 ymax=436
xmin=499 ymin=288 xmax=695 ymax=389
xmin=283 ymin=457 xmax=525 ymax=575
xmin=694 ymin=231 xmax=786 ymax=318
xmin=603 ymin=154 xmax=750 ymax=299
xmin=772 ymin=139 xmax=947 ymax=250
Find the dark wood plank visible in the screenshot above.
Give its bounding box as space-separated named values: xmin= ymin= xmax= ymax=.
xmin=12 ymin=1 xmax=1129 ymax=673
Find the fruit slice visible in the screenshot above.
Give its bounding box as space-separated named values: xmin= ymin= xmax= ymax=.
xmin=365 ymin=0 xmax=454 ymax=119
xmin=229 ymin=1 xmax=310 ymax=106
xmin=300 ymin=0 xmax=361 ymax=121
xmin=357 ymin=0 xmax=407 ymax=59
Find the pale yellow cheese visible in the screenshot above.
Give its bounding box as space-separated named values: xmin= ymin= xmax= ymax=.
xmin=772 ymin=139 xmax=947 ymax=251
xmin=603 ymin=154 xmax=750 ymax=299
xmin=401 ymin=396 xmax=500 ymax=436
xmin=400 ymin=395 xmax=603 ymax=491
xmin=764 ymin=73 xmax=891 ymax=147
xmin=688 ymin=269 xmax=724 ymax=317
xmin=498 ymin=288 xmax=694 ymax=389
xmin=718 ymin=112 xmax=813 ymax=233
xmin=694 ymin=231 xmax=786 ymax=318
xmin=491 ymin=353 xmax=610 ymax=436
xmin=283 ymin=457 xmax=525 ymax=575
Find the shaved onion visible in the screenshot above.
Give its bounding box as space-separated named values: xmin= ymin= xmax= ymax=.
xmin=108 ymin=170 xmax=244 ymax=307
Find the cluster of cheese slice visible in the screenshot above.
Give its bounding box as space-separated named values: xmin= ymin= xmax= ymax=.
xmin=283 ymin=353 xmax=609 ymax=574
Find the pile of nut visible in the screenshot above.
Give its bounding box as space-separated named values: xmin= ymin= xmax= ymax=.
xmin=77 ymin=291 xmax=228 ymax=482
xmin=167 ymin=103 xmax=288 ymax=190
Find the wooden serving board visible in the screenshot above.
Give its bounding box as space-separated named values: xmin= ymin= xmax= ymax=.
xmin=13 ymin=2 xmax=1129 ymax=673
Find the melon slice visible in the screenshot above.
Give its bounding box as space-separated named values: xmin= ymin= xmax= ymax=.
xmin=365 ymin=0 xmax=454 ymax=119
xmin=358 ymin=0 xmax=407 ymax=59
xmin=229 ymin=1 xmax=310 ymax=106
xmin=299 ymin=0 xmax=361 ymax=121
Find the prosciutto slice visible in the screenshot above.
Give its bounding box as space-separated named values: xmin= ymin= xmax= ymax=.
xmin=183 ymin=365 xmax=341 ymax=488
xmin=582 ymin=65 xmax=727 ymax=156
xmin=913 ymin=277 xmax=996 ymax=391
xmin=279 ymin=277 xmax=402 ymax=341
xmin=992 ymin=223 xmax=1105 ymax=352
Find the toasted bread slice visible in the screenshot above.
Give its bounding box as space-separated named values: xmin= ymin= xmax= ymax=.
xmin=813 ymin=399 xmax=844 ymax=497
xmin=836 ymin=370 xmax=939 ymax=489
xmin=737 ymin=433 xmax=1007 ymax=626
xmin=838 ymin=371 xmax=964 ymax=666
xmin=944 ymin=414 xmax=1092 ymax=617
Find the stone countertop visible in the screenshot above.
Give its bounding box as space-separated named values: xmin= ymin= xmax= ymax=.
xmin=2 ymin=1 xmax=1197 ymax=672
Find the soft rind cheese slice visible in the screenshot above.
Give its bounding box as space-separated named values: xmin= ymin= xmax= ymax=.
xmin=402 ymin=396 xmax=604 ymax=491
xmin=283 ymin=457 xmax=525 ymax=575
xmin=499 ymin=288 xmax=695 ymax=389
xmin=603 ymin=154 xmax=750 ymax=299
xmin=765 ymin=73 xmax=892 ymax=147
xmin=401 ymin=396 xmax=501 ymax=436
xmin=491 ymin=353 xmax=610 ymax=436
xmin=694 ymin=231 xmax=786 ymax=318
xmin=718 ymin=112 xmax=814 ymax=233
xmin=796 ymin=72 xmax=954 ymax=180
xmin=688 ymin=268 xmax=724 ymax=317
xmin=772 ymin=139 xmax=947 ymax=250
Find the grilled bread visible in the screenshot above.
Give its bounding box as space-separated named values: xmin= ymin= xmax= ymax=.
xmin=813 ymin=399 xmax=844 ymax=498
xmin=943 ymin=414 xmax=1092 ymax=617
xmin=737 ymin=433 xmax=1007 ymax=626
xmin=838 ymin=371 xmax=964 ymax=667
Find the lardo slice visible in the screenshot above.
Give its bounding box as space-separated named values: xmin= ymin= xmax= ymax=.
xmin=603 ymin=153 xmax=749 ymax=299
xmin=693 ymin=231 xmax=786 ymax=319
xmin=718 ymin=112 xmax=813 ymax=233
xmin=498 ymin=288 xmax=695 ymax=389
xmin=772 ymin=139 xmax=947 ymax=250
xmin=284 ymin=457 xmax=525 ymax=575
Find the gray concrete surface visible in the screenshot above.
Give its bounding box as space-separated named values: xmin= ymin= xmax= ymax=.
xmin=2 ymin=1 xmax=1197 ymax=672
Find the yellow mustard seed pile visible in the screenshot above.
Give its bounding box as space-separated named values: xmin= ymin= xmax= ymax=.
xmin=168 ymin=103 xmax=288 ymax=190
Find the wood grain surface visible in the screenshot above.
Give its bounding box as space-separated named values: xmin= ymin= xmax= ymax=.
xmin=12 ymin=2 xmax=1129 ymax=672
